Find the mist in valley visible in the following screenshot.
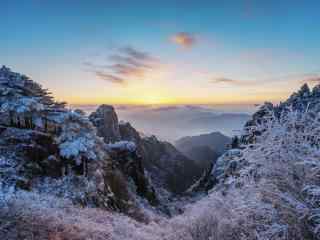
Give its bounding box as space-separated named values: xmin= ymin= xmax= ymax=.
xmin=74 ymin=104 xmax=254 ymax=142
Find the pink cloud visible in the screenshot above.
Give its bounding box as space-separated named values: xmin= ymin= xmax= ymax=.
xmin=170 ymin=32 xmax=197 ymax=48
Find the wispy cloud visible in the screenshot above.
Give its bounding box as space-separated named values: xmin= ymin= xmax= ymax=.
xmin=85 ymin=46 xmax=161 ymax=85
xmin=211 ymin=77 xmax=253 ymax=86
xmin=170 ymin=32 xmax=197 ymax=48
xmin=211 ymin=77 xmax=238 ymax=84
xmin=210 ymin=70 xmax=320 ymax=87
xmin=95 ymin=71 xmax=126 ymax=84
xmin=265 ymin=72 xmax=320 ymax=84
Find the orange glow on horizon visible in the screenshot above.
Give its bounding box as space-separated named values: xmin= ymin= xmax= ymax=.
xmin=63 ymin=91 xmax=288 ymax=106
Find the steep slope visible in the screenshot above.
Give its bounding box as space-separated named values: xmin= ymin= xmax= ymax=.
xmin=183 ymin=83 xmax=320 ymax=239
xmin=139 ymin=136 xmax=202 ymax=194
xmin=90 ymin=105 xmax=203 ymax=195
xmin=182 ymin=145 xmax=218 ymax=169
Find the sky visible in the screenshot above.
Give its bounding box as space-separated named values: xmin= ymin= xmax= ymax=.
xmin=1 ymin=0 xmax=320 ymax=105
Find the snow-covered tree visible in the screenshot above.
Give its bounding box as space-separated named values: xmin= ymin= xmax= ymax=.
xmin=0 ymin=65 xmax=67 ymax=130
xmin=54 ymin=110 xmax=107 ymax=177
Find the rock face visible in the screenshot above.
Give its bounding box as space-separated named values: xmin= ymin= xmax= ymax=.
xmin=241 ymin=102 xmax=275 ymax=144
xmin=89 ymin=106 xmax=162 ymax=213
xmin=0 ymin=128 xmax=60 ymax=191
xmin=139 ymin=136 xmax=202 ymax=194
xmin=106 ymin=144 xmax=159 ymax=207
xmin=90 ymin=108 xmax=202 ymax=195
xmin=89 ymin=105 xmax=121 ymax=143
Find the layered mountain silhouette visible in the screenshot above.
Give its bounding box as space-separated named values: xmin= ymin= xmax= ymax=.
xmin=175 ymin=132 xmax=231 ymax=172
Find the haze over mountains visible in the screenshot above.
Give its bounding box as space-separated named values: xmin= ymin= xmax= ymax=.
xmin=74 ymin=104 xmax=252 ymax=142
xmin=175 ymin=132 xmax=231 ymax=170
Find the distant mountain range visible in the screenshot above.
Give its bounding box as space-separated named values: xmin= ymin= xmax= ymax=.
xmin=186 ymin=113 xmax=251 ymax=136
xmin=175 ymin=131 xmax=232 ymax=154
xmin=175 ymin=132 xmax=231 ymax=172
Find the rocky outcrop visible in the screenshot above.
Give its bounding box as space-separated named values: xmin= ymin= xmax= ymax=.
xmin=89 ymin=107 xmax=161 ymax=213
xmin=0 ymin=128 xmax=59 ymax=191
xmin=89 ymin=105 xmax=121 ymax=143
xmin=139 ymin=136 xmax=202 ymax=194
xmin=119 ymin=121 xmax=141 ymax=143
xmin=107 ymin=144 xmax=159 ymax=206
xmin=90 ymin=106 xmax=203 ymax=195
xmin=241 ymin=102 xmax=275 ymax=144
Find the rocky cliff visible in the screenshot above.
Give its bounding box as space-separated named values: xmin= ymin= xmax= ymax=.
xmin=90 ymin=105 xmax=203 ymax=195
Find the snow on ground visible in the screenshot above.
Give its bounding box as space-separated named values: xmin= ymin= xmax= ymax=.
xmin=0 ymin=190 xmax=169 ymax=240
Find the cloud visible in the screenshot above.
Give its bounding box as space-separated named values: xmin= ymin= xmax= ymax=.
xmin=170 ymin=32 xmax=197 ymax=48
xmin=264 ymin=72 xmax=320 ymax=84
xmin=211 ymin=77 xmax=239 ymax=84
xmin=210 ymin=71 xmax=320 ymax=87
xmin=210 ymin=77 xmax=253 ymax=86
xmin=94 ymin=71 xmax=126 ymax=84
xmin=119 ymin=46 xmax=155 ymax=62
xmin=86 ymin=46 xmax=160 ymax=85
xmin=149 ymin=106 xmax=180 ymax=112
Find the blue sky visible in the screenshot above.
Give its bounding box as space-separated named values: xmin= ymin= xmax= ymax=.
xmin=1 ymin=0 xmax=320 ymax=104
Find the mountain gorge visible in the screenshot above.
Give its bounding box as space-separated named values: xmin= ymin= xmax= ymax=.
xmin=1 ymin=66 xmax=320 ymax=240
xmin=89 ymin=104 xmax=203 ymax=196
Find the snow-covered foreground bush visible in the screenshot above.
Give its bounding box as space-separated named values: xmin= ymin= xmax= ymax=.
xmin=0 ymin=190 xmax=170 ymax=240
xmin=166 ymin=108 xmax=320 ymax=240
